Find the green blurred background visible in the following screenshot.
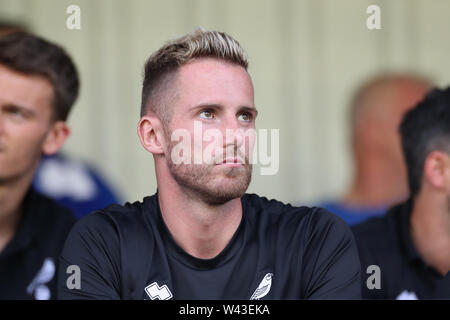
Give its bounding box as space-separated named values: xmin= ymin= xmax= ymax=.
xmin=1 ymin=0 xmax=450 ymax=205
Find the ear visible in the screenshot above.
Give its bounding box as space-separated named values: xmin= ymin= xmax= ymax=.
xmin=41 ymin=121 xmax=70 ymax=155
xmin=423 ymin=151 xmax=450 ymax=192
xmin=137 ymin=114 xmax=166 ymax=155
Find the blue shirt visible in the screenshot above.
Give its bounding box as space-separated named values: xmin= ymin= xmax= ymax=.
xmin=33 ymin=153 xmax=121 ymax=219
xmin=319 ymin=201 xmax=387 ymax=225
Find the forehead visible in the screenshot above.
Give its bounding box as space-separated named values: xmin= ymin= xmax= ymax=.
xmin=356 ymin=80 xmax=429 ymax=123
xmin=0 ymin=64 xmax=54 ymax=111
xmin=175 ymin=58 xmax=254 ymax=107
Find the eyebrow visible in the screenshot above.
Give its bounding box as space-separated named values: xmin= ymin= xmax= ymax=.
xmin=190 ymin=103 xmax=258 ymax=116
xmin=2 ymin=103 xmax=36 ymax=117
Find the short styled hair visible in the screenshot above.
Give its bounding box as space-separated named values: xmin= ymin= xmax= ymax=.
xmin=140 ymin=28 xmax=249 ymax=124
xmin=0 ymin=32 xmax=79 ymax=121
xmin=399 ymin=87 xmax=450 ymax=197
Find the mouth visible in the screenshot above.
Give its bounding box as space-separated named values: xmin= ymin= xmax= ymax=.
xmin=216 ymin=157 xmax=244 ymax=168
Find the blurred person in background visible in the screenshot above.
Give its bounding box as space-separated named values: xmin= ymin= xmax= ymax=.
xmin=353 ymin=87 xmax=450 ymax=299
xmin=321 ymin=74 xmax=431 ymax=225
xmin=0 ymin=21 xmax=26 ymax=36
xmin=0 ymin=32 xmax=78 ymax=299
xmin=0 ymin=22 xmax=122 ymax=219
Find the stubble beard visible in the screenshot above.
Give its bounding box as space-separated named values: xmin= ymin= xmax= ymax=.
xmin=166 ymin=139 xmax=252 ymax=206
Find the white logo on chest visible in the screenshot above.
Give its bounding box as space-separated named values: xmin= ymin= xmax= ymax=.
xmin=145 ymin=282 xmax=173 ymax=300
xmin=396 ymin=290 xmax=418 ymax=300
xmin=27 ymin=258 xmax=55 ymax=300
xmin=250 ymin=273 xmax=273 ymax=300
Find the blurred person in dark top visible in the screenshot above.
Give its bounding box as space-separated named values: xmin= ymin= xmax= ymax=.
xmin=0 ymin=32 xmax=78 ymax=299
xmin=321 ymin=74 xmax=431 ymax=225
xmin=353 ymin=87 xmax=450 ymax=299
xmin=0 ymin=22 xmax=122 ymax=219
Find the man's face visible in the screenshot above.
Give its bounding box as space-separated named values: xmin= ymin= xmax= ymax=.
xmin=0 ymin=64 xmax=54 ymax=182
xmin=164 ymin=58 xmax=256 ymax=205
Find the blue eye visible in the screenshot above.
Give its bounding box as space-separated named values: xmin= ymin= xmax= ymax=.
xmin=199 ymin=110 xmax=214 ymax=120
xmin=238 ymin=112 xmax=251 ymax=122
xmin=5 ymin=106 xmax=24 ymax=119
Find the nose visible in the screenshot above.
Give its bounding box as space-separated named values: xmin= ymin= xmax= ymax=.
xmin=222 ymin=116 xmax=244 ymax=149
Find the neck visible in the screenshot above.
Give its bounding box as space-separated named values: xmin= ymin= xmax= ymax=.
xmin=410 ymin=190 xmax=450 ymax=276
xmin=156 ymin=166 xmax=243 ymax=260
xmin=0 ymin=173 xmax=33 ymax=254
xmin=344 ymin=154 xmax=408 ymax=208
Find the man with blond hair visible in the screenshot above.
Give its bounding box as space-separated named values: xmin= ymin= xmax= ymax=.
xmin=58 ymin=29 xmax=361 ymax=300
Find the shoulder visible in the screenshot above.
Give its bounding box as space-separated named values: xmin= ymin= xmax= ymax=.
xmin=31 ymin=189 xmax=74 ymax=218
xmin=352 ymin=215 xmax=388 ymax=241
xmin=243 ymin=193 xmax=319 ymax=217
xmin=243 ymin=193 xmax=352 ymax=239
xmin=71 ymin=194 xmax=154 ymax=231
xmin=350 ymin=203 xmax=406 ymax=276
xmin=351 ymin=207 xmax=399 ymax=254
xmin=29 ymin=190 xmax=76 ymax=235
xmin=65 ymin=194 xmax=159 ymax=246
xmin=350 ymin=203 xmax=411 ymax=299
